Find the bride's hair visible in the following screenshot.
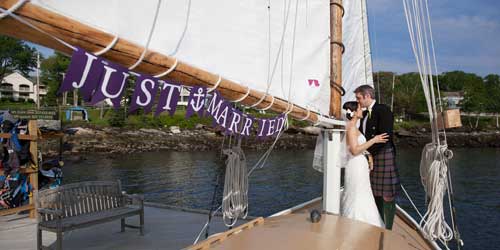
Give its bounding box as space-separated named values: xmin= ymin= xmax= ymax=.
xmin=342 ymin=101 xmax=359 ymax=120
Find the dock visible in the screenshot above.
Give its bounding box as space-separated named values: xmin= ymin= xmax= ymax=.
xmin=0 ymin=203 xmax=246 ymax=250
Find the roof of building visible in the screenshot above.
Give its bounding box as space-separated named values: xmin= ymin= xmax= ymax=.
xmin=442 ymin=91 xmax=464 ymax=98
xmin=2 ymin=72 xmax=46 ymax=86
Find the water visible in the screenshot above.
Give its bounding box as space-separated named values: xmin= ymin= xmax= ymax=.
xmin=62 ymin=148 xmax=500 ymax=250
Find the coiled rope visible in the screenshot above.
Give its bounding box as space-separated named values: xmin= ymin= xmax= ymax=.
xmin=221 ymin=144 xmax=248 ymax=227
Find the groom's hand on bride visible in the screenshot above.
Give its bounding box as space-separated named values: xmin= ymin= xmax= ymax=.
xmin=371 ymin=133 xmax=389 ymax=144
xmin=368 ymin=155 xmax=374 ymax=171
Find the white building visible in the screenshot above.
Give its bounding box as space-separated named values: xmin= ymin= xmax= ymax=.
xmin=442 ymin=91 xmax=464 ymax=109
xmin=177 ymin=86 xmax=190 ymax=106
xmin=0 ymin=72 xmax=47 ymax=102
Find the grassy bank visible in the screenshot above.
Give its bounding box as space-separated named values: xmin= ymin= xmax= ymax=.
xmin=70 ymin=107 xmax=308 ymax=129
xmin=1 ymin=101 xmax=497 ymax=131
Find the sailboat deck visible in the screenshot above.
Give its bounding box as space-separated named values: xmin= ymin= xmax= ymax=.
xmin=194 ymin=200 xmax=436 ymax=250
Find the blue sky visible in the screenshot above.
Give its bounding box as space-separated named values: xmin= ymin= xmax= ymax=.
xmin=31 ymin=0 xmax=499 ymax=76
xmin=367 ymin=0 xmax=500 ymax=76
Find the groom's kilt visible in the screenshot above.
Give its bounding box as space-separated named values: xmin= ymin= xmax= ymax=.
xmin=370 ymin=146 xmax=400 ymax=197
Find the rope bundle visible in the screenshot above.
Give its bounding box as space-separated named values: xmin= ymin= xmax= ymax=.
xmin=221 ymin=146 xmax=248 ymax=227
xmin=420 ymin=143 xmax=454 ymax=241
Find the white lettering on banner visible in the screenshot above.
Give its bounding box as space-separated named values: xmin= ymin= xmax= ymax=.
xmin=161 ymin=82 xmax=181 ymax=111
xmin=267 ymin=119 xmax=276 ymax=136
xmin=258 ymin=119 xmax=267 ymax=137
xmin=100 ymin=65 xmax=130 ymax=99
xmin=72 ymin=52 xmax=98 ymax=88
xmin=189 ymin=88 xmax=205 ymax=112
xmin=136 ymin=78 xmax=156 ymax=106
xmin=207 ymin=92 xmax=224 ymax=117
xmin=241 ymin=116 xmax=253 ymax=136
xmin=228 ymin=111 xmax=241 ymax=133
xmin=216 ymin=105 xmax=229 ymax=128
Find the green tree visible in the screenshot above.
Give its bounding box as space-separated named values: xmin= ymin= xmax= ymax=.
xmin=438 ymin=71 xmax=485 ymax=92
xmin=460 ymin=73 xmax=486 ymax=113
xmin=0 ymin=36 xmax=38 ymax=82
xmin=40 ymin=52 xmax=70 ymax=105
xmin=483 ymin=74 xmax=500 ymax=113
xmin=373 ymin=71 xmax=396 ymax=106
xmin=392 ymin=72 xmax=427 ymax=119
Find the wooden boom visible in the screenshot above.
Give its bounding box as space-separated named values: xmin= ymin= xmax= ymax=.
xmin=0 ymin=0 xmax=332 ymax=123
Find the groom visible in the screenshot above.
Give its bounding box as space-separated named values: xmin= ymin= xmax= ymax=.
xmin=354 ymin=85 xmax=400 ymax=230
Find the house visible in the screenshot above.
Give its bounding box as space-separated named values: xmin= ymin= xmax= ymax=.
xmin=178 ymin=86 xmax=190 ymax=106
xmin=176 ymin=86 xmax=214 ymax=108
xmin=441 ymin=91 xmax=463 ymax=109
xmin=0 ymin=72 xmax=47 ymax=102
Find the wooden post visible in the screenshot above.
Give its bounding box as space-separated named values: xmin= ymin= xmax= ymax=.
xmin=100 ymin=102 xmax=104 ymax=119
xmin=73 ymin=89 xmax=78 ymax=107
xmin=28 ymin=120 xmax=38 ymax=218
xmin=62 ymin=92 xmax=67 ymax=106
xmin=391 ymin=73 xmax=396 ymax=112
xmin=329 ymin=0 xmax=343 ymax=118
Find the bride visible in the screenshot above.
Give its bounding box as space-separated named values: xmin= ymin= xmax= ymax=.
xmin=340 ymin=101 xmax=387 ymax=228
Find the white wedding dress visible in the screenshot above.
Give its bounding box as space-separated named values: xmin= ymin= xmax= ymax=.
xmin=340 ymin=133 xmax=385 ymax=228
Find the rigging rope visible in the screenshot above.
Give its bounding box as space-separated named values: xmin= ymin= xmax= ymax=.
xmin=128 ymin=0 xmax=162 ymax=70
xmin=0 ymin=6 xmax=76 ymax=51
xmin=221 ymin=142 xmax=248 ymax=227
xmin=193 ymin=121 xmax=288 ymax=244
xmin=402 ymin=0 xmax=462 ymax=247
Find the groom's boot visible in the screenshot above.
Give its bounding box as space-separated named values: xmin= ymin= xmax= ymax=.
xmin=375 ymin=196 xmax=384 ymax=220
xmin=383 ymin=199 xmax=396 ymax=230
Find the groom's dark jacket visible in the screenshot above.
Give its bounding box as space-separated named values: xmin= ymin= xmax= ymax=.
xmin=360 ymin=103 xmax=395 ymax=155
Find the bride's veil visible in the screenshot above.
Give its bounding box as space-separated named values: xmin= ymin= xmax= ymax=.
xmin=312 ymin=110 xmax=349 ymax=172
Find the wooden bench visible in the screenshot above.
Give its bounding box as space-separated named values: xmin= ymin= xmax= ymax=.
xmin=35 ymin=181 xmax=144 ymax=250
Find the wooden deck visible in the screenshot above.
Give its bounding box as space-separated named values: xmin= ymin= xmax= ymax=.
xmin=188 ymin=199 xmax=438 ymax=250
xmin=0 ymin=204 xmax=246 ymax=250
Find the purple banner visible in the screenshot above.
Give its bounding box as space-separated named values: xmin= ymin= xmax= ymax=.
xmin=226 ymin=109 xmax=254 ymax=137
xmin=185 ymin=86 xmax=207 ymax=118
xmin=90 ymin=61 xmax=130 ymax=109
xmin=129 ymin=75 xmax=159 ymax=114
xmin=57 ymin=47 xmax=103 ymax=101
xmin=58 ymin=48 xmax=290 ymax=139
xmin=155 ymin=81 xmax=181 ymax=117
xmin=206 ymin=91 xmax=231 ymax=130
xmin=239 ymin=114 xmax=255 ymax=137
xmin=257 ymin=114 xmax=287 ymax=138
xmin=257 ymin=118 xmax=269 ymax=139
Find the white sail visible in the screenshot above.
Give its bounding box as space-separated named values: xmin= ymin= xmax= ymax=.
xmin=31 ymin=0 xmax=331 ymax=115
xmin=342 ymin=0 xmax=374 ymax=103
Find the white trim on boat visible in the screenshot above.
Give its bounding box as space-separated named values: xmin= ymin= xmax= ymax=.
xmin=396 ymin=204 xmax=442 ymax=250
xmin=269 ymin=197 xmax=323 ymax=217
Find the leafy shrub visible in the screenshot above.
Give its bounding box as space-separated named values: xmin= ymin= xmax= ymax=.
xmin=108 ymin=108 xmax=126 ymax=127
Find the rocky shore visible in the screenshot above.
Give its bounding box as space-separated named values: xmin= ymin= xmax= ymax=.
xmin=395 ymin=129 xmax=500 ymax=148
xmin=40 ymin=126 xmax=500 ymax=156
xmin=41 ymin=126 xmax=317 ymax=155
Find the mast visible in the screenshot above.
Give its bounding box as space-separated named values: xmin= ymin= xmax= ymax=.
xmin=329 ymin=0 xmax=343 ymax=118
xmin=322 ymin=0 xmax=344 ymax=215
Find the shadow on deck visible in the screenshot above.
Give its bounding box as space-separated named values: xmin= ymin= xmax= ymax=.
xmin=0 ymin=204 xmax=246 ymax=250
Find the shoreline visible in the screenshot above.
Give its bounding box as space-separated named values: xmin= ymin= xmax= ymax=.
xmin=39 ymin=126 xmax=500 ymax=156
